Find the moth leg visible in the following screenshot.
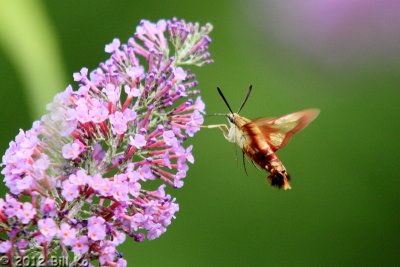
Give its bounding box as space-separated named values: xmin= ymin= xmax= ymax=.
xmin=242 ymin=151 xmax=248 ymax=176
xmin=201 ymin=124 xmax=227 ymax=129
xmin=201 ymin=124 xmax=229 ymax=136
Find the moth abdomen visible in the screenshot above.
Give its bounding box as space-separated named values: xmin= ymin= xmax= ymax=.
xmin=267 ymin=171 xmax=291 ymax=190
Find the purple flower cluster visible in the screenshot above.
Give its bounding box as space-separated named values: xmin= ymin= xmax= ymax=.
xmin=0 ymin=18 xmax=212 ymax=266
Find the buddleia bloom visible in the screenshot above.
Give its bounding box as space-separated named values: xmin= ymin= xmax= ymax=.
xmin=0 ymin=18 xmax=212 ymax=266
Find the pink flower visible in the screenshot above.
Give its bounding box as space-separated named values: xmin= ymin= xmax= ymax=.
xmin=38 ymin=218 xmax=59 ymax=241
xmin=5 ymin=194 xmax=20 ymax=217
xmin=123 ymin=109 xmax=137 ymax=122
xmin=88 ymin=216 xmax=106 ymax=227
xmin=33 ymin=154 xmax=50 ymax=171
xmin=75 ymin=99 xmax=91 ymax=123
xmin=88 ymin=224 xmax=106 ymax=241
xmin=116 ymin=258 xmax=127 ymax=267
xmin=0 ymin=241 xmax=11 ymax=253
xmin=173 ymin=67 xmax=187 ymax=81
xmin=89 ymin=99 xmax=109 ymax=123
xmin=104 ymin=84 xmax=121 ymax=104
xmin=124 ymin=85 xmax=141 ymax=98
xmin=62 ymin=140 xmax=85 ymax=160
xmin=105 ymin=38 xmax=121 ymax=53
xmin=109 ymin=111 xmax=134 ymax=135
xmin=72 ymin=236 xmax=89 ymax=254
xmin=128 ymin=181 xmax=141 ymax=198
xmin=16 ymin=239 xmax=28 ymax=250
xmin=99 ymin=243 xmax=117 ymax=265
xmin=16 ymin=175 xmax=34 ymax=192
xmin=60 ymin=223 xmax=77 ymax=246
xmin=89 ymin=174 xmax=104 ymax=191
xmin=112 ymin=183 xmax=129 ymax=202
xmin=111 ymin=231 xmax=126 ymax=246
xmin=130 ymin=134 xmax=147 ymax=148
xmin=126 ymin=66 xmax=144 ymax=81
xmin=133 ymin=165 xmax=155 ymax=181
xmin=163 ymin=130 xmax=179 ymax=147
xmin=195 ymin=96 xmax=205 ymax=113
xmin=16 ymin=202 xmax=36 ymax=224
xmin=185 ymin=110 xmax=204 ymax=136
xmin=40 ymin=197 xmax=56 ymax=215
xmin=98 ymin=179 xmax=114 ymax=197
xmin=61 ymin=180 xmax=80 ymax=201
xmin=73 ymin=67 xmax=88 ymax=82
xmin=69 ymin=170 xmax=89 ymax=186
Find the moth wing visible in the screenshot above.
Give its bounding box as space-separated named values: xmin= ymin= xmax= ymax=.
xmin=250 ymin=109 xmax=319 ymax=151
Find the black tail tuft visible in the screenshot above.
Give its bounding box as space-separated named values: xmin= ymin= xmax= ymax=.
xmin=268 ymin=173 xmax=285 ymax=189
xmin=267 ymin=172 xmax=291 ymax=190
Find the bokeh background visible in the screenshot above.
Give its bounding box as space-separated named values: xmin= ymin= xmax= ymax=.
xmin=1 ymin=0 xmax=400 ymax=266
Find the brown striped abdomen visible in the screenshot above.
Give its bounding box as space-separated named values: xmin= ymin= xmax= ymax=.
xmin=251 ymin=150 xmax=291 ymax=190
xmin=241 ymin=123 xmax=292 ymax=190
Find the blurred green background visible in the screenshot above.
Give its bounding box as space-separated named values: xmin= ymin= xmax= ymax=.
xmin=1 ymin=0 xmax=400 ymax=266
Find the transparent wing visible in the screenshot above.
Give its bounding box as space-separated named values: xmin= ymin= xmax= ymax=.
xmin=250 ymin=109 xmax=319 ymax=151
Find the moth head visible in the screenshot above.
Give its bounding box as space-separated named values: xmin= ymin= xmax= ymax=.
xmin=227 ymin=113 xmax=235 ymax=124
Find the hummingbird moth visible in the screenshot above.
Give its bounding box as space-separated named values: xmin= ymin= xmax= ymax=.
xmin=204 ymin=85 xmax=319 ymax=190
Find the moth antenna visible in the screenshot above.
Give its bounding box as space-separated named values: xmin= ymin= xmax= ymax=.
xmin=237 ymin=84 xmax=253 ymax=113
xmin=217 ymin=87 xmax=234 ymax=114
